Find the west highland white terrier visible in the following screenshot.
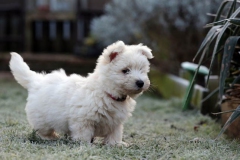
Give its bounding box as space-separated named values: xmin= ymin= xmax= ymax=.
xmin=9 ymin=41 xmax=153 ymax=146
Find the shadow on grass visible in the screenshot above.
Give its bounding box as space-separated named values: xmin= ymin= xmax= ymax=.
xmin=26 ymin=130 xmax=80 ymax=146
xmin=25 ymin=130 xmax=107 ymax=148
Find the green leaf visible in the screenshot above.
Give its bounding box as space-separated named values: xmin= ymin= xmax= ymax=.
xmin=198 ymin=6 xmax=240 ymax=86
xmin=205 ymin=6 xmax=240 ymax=83
xmin=204 ymin=20 xmax=227 ymax=28
xmin=229 ymin=5 xmax=240 ymax=18
xmin=205 ymin=31 xmax=223 ymax=60
xmin=212 ymin=109 xmax=236 ymax=115
xmin=227 ymin=0 xmax=237 ymax=18
xmin=216 ymin=105 xmax=240 ymax=139
xmin=206 ymin=21 xmax=231 ymax=85
xmin=183 ymin=44 xmax=210 ymax=109
xmin=193 ymin=25 xmax=221 ymax=62
xmin=214 ymin=0 xmax=231 ymax=22
xmin=229 ymin=18 xmax=240 ymax=25
xmin=215 ymin=1 xmax=240 ymax=22
xmin=219 ymin=36 xmax=240 ymax=101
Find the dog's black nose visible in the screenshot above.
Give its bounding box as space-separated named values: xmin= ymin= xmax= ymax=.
xmin=136 ymin=80 xmax=144 ymax=88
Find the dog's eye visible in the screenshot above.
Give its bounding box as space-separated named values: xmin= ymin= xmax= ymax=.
xmin=122 ymin=69 xmax=130 ymax=74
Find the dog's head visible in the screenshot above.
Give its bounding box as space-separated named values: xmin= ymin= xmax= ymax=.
xmin=96 ymin=41 xmax=153 ymax=98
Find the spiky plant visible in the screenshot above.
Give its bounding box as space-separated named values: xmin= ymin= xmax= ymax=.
xmin=184 ymin=0 xmax=240 ymax=138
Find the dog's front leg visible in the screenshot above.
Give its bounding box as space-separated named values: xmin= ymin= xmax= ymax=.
xmin=70 ymin=124 xmax=94 ymax=144
xmin=104 ymin=124 xmax=128 ymax=147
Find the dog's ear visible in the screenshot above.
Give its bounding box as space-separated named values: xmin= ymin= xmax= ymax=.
xmin=103 ymin=41 xmax=125 ymax=62
xmin=137 ymin=44 xmax=154 ymax=59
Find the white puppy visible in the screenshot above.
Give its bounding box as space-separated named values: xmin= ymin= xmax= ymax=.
xmin=9 ymin=41 xmax=153 ymax=146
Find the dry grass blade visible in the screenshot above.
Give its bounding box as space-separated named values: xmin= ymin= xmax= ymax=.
xmin=204 ymin=20 xmax=227 ymax=28
xmin=212 ymin=109 xmax=236 ymax=115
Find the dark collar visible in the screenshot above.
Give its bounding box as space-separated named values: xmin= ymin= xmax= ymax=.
xmin=107 ymin=93 xmax=127 ymax=102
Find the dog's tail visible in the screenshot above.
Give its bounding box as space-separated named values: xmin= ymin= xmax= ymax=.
xmin=9 ymin=52 xmax=36 ymax=89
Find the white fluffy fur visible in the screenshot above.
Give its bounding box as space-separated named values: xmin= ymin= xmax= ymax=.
xmin=9 ymin=41 xmax=153 ymax=146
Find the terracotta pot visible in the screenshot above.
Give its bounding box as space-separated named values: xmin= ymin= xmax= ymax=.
xmin=221 ymin=99 xmax=240 ymax=138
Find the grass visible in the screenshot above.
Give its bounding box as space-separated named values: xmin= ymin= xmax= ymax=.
xmin=0 ymin=78 xmax=240 ymax=160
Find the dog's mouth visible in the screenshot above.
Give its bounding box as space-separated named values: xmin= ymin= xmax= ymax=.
xmin=125 ymin=88 xmax=144 ymax=95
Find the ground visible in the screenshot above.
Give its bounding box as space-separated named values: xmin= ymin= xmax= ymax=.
xmin=0 ymin=78 xmax=240 ymax=160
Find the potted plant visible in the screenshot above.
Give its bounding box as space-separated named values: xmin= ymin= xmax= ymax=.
xmin=184 ymin=0 xmax=240 ymax=138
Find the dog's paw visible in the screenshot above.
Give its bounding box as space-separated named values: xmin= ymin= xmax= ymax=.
xmin=116 ymin=141 xmax=129 ymax=147
xmin=104 ymin=141 xmax=129 ymax=147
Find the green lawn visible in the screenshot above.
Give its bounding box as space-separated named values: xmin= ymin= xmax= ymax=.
xmin=0 ymin=78 xmax=240 ymax=160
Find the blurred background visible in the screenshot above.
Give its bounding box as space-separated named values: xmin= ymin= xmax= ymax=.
xmin=0 ymin=0 xmax=220 ymax=84
xmin=0 ymin=0 xmax=220 ymax=75
xmin=0 ymin=0 xmax=111 ymax=74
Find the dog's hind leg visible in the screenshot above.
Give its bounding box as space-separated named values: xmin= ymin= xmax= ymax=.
xmin=37 ymin=128 xmax=59 ymax=140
